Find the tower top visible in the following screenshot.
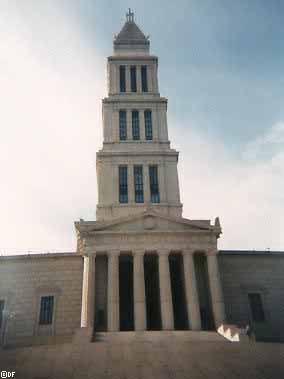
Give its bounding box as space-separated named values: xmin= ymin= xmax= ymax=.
xmin=126 ymin=8 xmax=134 ymax=23
xmin=113 ymin=11 xmax=150 ymax=55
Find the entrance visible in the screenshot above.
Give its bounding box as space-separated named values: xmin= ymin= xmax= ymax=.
xmin=119 ymin=255 xmax=134 ymax=331
xmin=144 ymin=254 xmax=162 ymax=330
xmin=169 ymin=254 xmax=189 ymax=330
xmin=194 ymin=253 xmax=215 ymax=330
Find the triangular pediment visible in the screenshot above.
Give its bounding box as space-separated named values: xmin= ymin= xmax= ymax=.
xmin=76 ymin=209 xmax=219 ymax=235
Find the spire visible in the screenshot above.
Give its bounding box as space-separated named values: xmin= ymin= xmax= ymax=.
xmin=113 ymin=10 xmax=150 ymax=55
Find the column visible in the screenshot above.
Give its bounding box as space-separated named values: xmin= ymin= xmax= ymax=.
xmin=133 ymin=250 xmax=146 ymax=331
xmin=128 ymin=164 xmax=135 ymax=203
xmin=137 ymin=65 xmax=142 ymax=92
xmin=158 ymin=250 xmax=174 ymax=330
xmin=140 ymin=110 xmax=145 ymax=140
xmin=107 ymin=251 xmax=120 ymax=331
xmin=127 ymin=109 xmax=132 ymax=141
xmin=81 ymin=253 xmax=96 ymax=328
xmin=206 ymin=250 xmax=226 ymax=327
xmin=143 ymin=163 xmax=150 ymax=203
xmin=182 ymin=251 xmax=201 ymax=330
xmin=126 ymin=65 xmax=131 ymax=93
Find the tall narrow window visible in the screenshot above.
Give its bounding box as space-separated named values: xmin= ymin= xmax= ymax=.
xmin=39 ymin=296 xmax=54 ymax=325
xmin=132 ymin=110 xmax=140 ymax=140
xmin=119 ymin=166 xmax=128 ymax=203
xmin=141 ymin=65 xmax=148 ymax=92
xmin=144 ymin=110 xmax=153 ymax=140
xmin=149 ymin=165 xmax=160 ymax=203
xmin=0 ymin=300 xmax=4 ymax=328
xmin=130 ymin=66 xmax=137 ymax=92
xmin=134 ymin=166 xmax=144 ymax=203
xmin=248 ymin=293 xmax=265 ymax=322
xmin=120 ymin=65 xmax=126 ymax=92
xmin=119 ymin=110 xmax=127 ymax=140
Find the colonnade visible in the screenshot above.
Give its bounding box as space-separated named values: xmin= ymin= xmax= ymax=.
xmin=81 ymin=249 xmax=226 ymax=332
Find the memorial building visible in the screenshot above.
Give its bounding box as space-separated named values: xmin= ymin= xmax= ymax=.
xmin=0 ymin=11 xmax=283 ymax=352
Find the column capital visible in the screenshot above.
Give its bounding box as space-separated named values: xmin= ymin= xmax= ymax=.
xmin=182 ymin=249 xmax=195 ymax=256
xmin=132 ymin=249 xmax=145 ymax=257
xmin=158 ymin=249 xmax=171 ymax=256
xmin=83 ymin=247 xmax=96 ymax=257
xmin=206 ymin=248 xmax=218 ymax=256
xmin=107 ymin=249 xmax=120 ymax=257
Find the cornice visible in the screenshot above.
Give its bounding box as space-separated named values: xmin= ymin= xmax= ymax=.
xmin=0 ymin=252 xmax=80 ymax=261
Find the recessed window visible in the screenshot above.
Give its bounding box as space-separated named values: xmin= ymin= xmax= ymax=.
xmin=120 ymin=65 xmax=126 ymax=93
xmin=119 ymin=166 xmax=128 ymax=203
xmin=119 ymin=110 xmax=127 ymax=140
xmin=132 ymin=110 xmax=140 ymax=140
xmin=144 ymin=110 xmax=153 ymax=140
xmin=248 ymin=293 xmax=265 ymax=322
xmin=134 ymin=166 xmax=144 ymax=203
xmin=149 ymin=165 xmax=160 ymax=203
xmin=0 ymin=300 xmax=4 ymax=328
xmin=130 ymin=66 xmax=137 ymax=92
xmin=141 ymin=66 xmax=148 ymax=92
xmin=39 ymin=296 xmax=54 ymax=325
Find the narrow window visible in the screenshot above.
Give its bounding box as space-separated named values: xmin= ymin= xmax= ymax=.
xmin=141 ymin=66 xmax=148 ymax=92
xmin=144 ymin=110 xmax=153 ymax=140
xmin=0 ymin=300 xmax=4 ymax=328
xmin=119 ymin=166 xmax=128 ymax=203
xmin=130 ymin=66 xmax=137 ymax=92
xmin=149 ymin=165 xmax=160 ymax=203
xmin=119 ymin=110 xmax=127 ymax=140
xmin=132 ymin=110 xmax=140 ymax=140
xmin=134 ymin=166 xmax=144 ymax=203
xmin=39 ymin=296 xmax=54 ymax=325
xmin=248 ymin=293 xmax=265 ymax=322
xmin=120 ymin=65 xmax=126 ymax=92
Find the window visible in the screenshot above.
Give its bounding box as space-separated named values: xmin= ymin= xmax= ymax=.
xmin=130 ymin=66 xmax=137 ymax=92
xmin=39 ymin=296 xmax=54 ymax=325
xmin=119 ymin=110 xmax=127 ymax=140
xmin=132 ymin=110 xmax=140 ymax=140
xmin=119 ymin=166 xmax=128 ymax=203
xmin=141 ymin=66 xmax=148 ymax=92
xmin=0 ymin=300 xmax=4 ymax=328
xmin=120 ymin=65 xmax=126 ymax=92
xmin=248 ymin=293 xmax=265 ymax=322
xmin=144 ymin=110 xmax=153 ymax=140
xmin=149 ymin=165 xmax=160 ymax=203
xmin=134 ymin=166 xmax=144 ymax=203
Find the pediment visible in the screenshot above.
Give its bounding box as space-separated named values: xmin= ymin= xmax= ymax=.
xmin=76 ymin=209 xmax=218 ymax=235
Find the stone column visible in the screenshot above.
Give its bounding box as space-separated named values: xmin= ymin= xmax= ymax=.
xmin=158 ymin=250 xmax=174 ymax=330
xmin=182 ymin=251 xmax=201 ymax=330
xmin=81 ymin=253 xmax=96 ymax=328
xmin=143 ymin=163 xmax=150 ymax=203
xmin=140 ymin=110 xmax=145 ymax=140
xmin=107 ymin=251 xmax=120 ymax=331
xmin=126 ymin=65 xmax=131 ymax=93
xmin=206 ymin=250 xmax=226 ymax=327
xmin=128 ymin=164 xmax=135 ymax=203
xmin=137 ymin=65 xmax=142 ymax=93
xmin=127 ymin=109 xmax=132 ymax=141
xmin=133 ymin=250 xmax=147 ymax=331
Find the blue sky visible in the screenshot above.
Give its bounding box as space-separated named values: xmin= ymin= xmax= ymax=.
xmin=0 ymin=0 xmax=283 ymax=253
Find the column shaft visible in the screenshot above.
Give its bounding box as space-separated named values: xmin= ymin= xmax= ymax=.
xmin=207 ymin=252 xmax=226 ymax=327
xmin=107 ymin=252 xmax=120 ymax=331
xmin=133 ymin=251 xmax=146 ymax=331
xmin=81 ymin=254 xmax=96 ymax=328
xmin=183 ymin=252 xmax=201 ymax=330
xmin=158 ymin=251 xmax=174 ymax=330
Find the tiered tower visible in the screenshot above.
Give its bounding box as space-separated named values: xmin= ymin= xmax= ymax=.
xmin=96 ymin=9 xmax=182 ymax=221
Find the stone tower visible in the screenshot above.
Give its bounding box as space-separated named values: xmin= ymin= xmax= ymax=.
xmin=96 ymin=8 xmax=182 ymax=221
xmin=75 ymin=11 xmax=225 ymax=337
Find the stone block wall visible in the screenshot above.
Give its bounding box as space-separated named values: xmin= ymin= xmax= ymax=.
xmin=219 ymin=251 xmax=284 ymax=341
xmin=0 ymin=253 xmax=83 ymax=346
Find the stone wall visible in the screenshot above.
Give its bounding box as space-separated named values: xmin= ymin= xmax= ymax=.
xmin=219 ymin=251 xmax=284 ymax=341
xmin=0 ymin=253 xmax=83 ymax=346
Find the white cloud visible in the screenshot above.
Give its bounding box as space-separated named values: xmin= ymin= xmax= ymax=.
xmin=176 ymin=122 xmax=284 ymax=250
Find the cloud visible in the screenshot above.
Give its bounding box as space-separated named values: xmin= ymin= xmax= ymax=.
xmin=176 ymin=121 xmax=284 ymax=250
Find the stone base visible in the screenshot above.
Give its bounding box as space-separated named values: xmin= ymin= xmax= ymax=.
xmin=0 ymin=332 xmax=282 ymax=379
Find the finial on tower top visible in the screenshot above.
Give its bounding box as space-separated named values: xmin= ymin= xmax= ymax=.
xmin=126 ymin=8 xmax=134 ymax=22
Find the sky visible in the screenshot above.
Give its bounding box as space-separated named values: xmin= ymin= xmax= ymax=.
xmin=0 ymin=0 xmax=283 ymax=254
